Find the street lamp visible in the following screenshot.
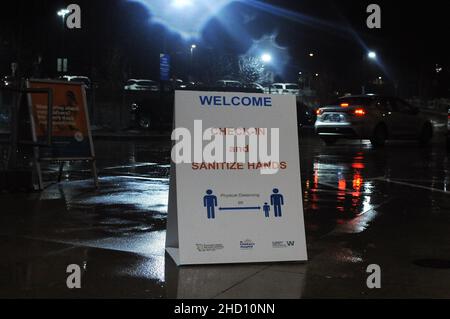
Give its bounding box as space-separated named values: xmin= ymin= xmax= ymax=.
xmin=309 ymin=52 xmax=314 ymax=57
xmin=261 ymin=53 xmax=272 ymax=63
xmin=171 ymin=0 xmax=193 ymax=8
xmin=368 ymin=51 xmax=377 ymax=60
xmin=57 ymin=9 xmax=70 ymax=21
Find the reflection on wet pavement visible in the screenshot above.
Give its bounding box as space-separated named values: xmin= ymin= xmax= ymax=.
xmin=1 ymin=132 xmax=450 ymax=298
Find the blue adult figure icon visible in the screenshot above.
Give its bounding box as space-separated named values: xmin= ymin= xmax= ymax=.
xmin=203 ymin=190 xmax=218 ymax=219
xmin=263 ymin=202 xmax=271 ymax=218
xmin=270 ymin=188 xmax=284 ymax=217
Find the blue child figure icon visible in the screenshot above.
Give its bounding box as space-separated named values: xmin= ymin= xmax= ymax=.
xmin=270 ymin=188 xmax=284 ymax=217
xmin=263 ymin=202 xmax=271 ymax=218
xmin=204 ymin=189 xmax=218 ymax=219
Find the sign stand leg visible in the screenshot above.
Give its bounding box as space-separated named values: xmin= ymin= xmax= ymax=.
xmin=91 ymin=159 xmax=99 ymax=189
xmin=32 ymin=153 xmax=43 ymax=191
xmin=57 ymin=161 xmax=65 ymax=183
xmin=166 ymin=162 xmax=181 ymax=265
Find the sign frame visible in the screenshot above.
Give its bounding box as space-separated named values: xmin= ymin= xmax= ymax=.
xmin=26 ymin=79 xmax=98 ymax=190
xmin=166 ymin=90 xmax=308 ymax=266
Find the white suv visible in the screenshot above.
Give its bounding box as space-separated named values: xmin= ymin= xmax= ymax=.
xmin=315 ymin=95 xmax=433 ymax=147
xmin=60 ymin=75 xmax=91 ymax=89
xmin=124 ymin=79 xmax=159 ymax=91
xmin=215 ymin=80 xmax=243 ymax=88
xmin=268 ymin=83 xmax=300 ymax=95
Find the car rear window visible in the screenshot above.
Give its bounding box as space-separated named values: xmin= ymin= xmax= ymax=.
xmin=72 ymin=78 xmax=90 ymax=84
xmin=225 ymin=82 xmax=241 ymax=87
xmin=138 ymin=81 xmax=156 ymax=86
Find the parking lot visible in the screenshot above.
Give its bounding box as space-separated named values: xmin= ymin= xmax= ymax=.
xmin=1 ymin=124 xmax=449 ymax=298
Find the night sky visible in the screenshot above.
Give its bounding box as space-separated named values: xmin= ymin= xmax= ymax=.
xmin=0 ymin=0 xmax=448 ymax=96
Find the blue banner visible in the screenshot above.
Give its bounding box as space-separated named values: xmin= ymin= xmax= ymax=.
xmin=160 ymin=53 xmax=171 ymax=81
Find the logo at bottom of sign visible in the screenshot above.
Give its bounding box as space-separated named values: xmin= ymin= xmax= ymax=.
xmin=240 ymin=239 xmax=256 ymax=250
xmin=272 ymin=241 xmax=295 ymax=248
xmin=195 ymin=243 xmax=224 ymax=252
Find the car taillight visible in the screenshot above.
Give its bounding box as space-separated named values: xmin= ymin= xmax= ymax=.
xmin=316 ymin=109 xmax=323 ymax=115
xmin=354 ymin=108 xmax=366 ymax=116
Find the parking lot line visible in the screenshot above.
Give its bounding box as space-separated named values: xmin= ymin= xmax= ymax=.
xmin=374 ymin=177 xmax=450 ymax=195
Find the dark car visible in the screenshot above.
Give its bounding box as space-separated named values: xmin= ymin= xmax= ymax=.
xmin=1 ymin=76 xmax=17 ymax=88
xmin=297 ymin=102 xmax=315 ymax=127
xmin=129 ymin=97 xmax=173 ymax=131
xmin=0 ymin=89 xmax=13 ymax=132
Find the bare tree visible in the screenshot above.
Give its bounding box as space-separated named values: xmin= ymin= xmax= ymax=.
xmin=238 ymin=55 xmax=269 ymax=84
xmin=204 ymin=53 xmax=238 ymax=83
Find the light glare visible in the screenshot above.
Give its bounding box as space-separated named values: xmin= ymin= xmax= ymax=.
xmin=171 ymin=0 xmax=193 ymax=8
xmin=261 ymin=53 xmax=272 ymax=63
xmin=130 ymin=0 xmax=236 ymax=39
xmin=57 ymin=9 xmax=70 ymax=17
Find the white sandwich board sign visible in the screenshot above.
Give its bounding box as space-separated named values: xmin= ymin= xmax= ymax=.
xmin=166 ymin=90 xmax=307 ymax=265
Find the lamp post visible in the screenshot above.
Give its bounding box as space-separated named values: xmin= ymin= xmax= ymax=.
xmin=190 ymin=44 xmax=197 ymax=57
xmin=190 ymin=44 xmax=197 ymax=81
xmin=57 ymin=9 xmax=70 ymax=74
xmin=362 ymin=51 xmax=377 ymax=94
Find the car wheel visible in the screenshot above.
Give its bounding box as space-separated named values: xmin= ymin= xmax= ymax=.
xmin=321 ymin=136 xmax=338 ymax=146
xmin=418 ymin=123 xmax=433 ymax=146
xmin=370 ymin=125 xmax=387 ymax=148
xmin=139 ymin=117 xmax=151 ymax=129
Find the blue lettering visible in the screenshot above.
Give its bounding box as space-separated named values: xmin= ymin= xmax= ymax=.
xmin=199 ymin=95 xmax=272 ymax=107
xmin=252 ymin=97 xmax=263 ymax=106
xmin=253 ymin=97 xmax=266 ymax=106
xmin=241 ymin=97 xmax=251 ymax=106
xmin=264 ymin=97 xmax=272 ymax=107
xmin=199 ymin=96 xmax=213 ymax=106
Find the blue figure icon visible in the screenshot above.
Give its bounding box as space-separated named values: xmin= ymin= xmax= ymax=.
xmin=270 ymin=188 xmax=284 ymax=217
xmin=263 ymin=202 xmax=271 ymax=218
xmin=203 ymin=190 xmax=218 ymax=219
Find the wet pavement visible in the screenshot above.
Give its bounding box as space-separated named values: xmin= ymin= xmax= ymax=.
xmin=1 ymin=126 xmax=450 ymax=298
